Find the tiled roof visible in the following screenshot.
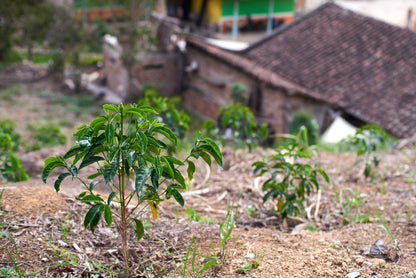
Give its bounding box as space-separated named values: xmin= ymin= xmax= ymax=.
xmin=243 ymin=3 xmax=416 ymax=138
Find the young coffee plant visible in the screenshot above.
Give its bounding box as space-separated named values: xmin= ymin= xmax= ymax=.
xmin=346 ymin=124 xmax=388 ymax=179
xmin=252 ymin=127 xmax=329 ymax=219
xmin=0 ymin=132 xmax=28 ymax=183
xmin=138 ymin=86 xmax=190 ymax=139
xmin=42 ymin=103 xmax=222 ymax=276
xmin=204 ymin=103 xmax=268 ymax=151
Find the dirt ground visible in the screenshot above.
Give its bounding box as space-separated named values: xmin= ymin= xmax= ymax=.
xmin=1 ymin=79 xmax=416 ymax=277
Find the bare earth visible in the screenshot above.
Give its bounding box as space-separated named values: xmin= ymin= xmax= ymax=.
xmin=1 ymin=80 xmax=416 ymax=277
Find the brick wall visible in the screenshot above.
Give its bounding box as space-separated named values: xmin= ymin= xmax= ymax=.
xmin=184 ymin=44 xmax=331 ymax=134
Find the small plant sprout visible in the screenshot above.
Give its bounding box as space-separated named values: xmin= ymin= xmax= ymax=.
xmin=252 ymin=127 xmax=329 ymax=219
xmin=42 ymin=103 xmax=223 ymax=276
xmin=376 ymin=212 xmax=399 ymax=251
xmin=346 ymin=124 xmax=388 ymax=180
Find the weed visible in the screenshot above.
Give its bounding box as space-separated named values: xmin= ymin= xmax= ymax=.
xmin=42 ymin=103 xmax=222 ymax=276
xmin=334 ymin=188 xmax=370 ymax=224
xmin=329 ymin=240 xmax=341 ymax=249
xmin=376 ymin=212 xmax=399 ymax=251
xmin=185 ymin=208 xmax=214 ymax=225
xmin=252 ymin=127 xmax=329 ymax=219
xmin=246 ymin=207 xmax=257 ymax=217
xmin=397 ymin=201 xmax=415 ymax=221
xmin=306 ymin=224 xmax=320 ymax=232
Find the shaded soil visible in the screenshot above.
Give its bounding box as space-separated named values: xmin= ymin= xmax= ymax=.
xmin=1 ymin=78 xmax=416 ymax=277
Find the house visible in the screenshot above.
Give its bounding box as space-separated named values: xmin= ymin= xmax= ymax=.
xmin=182 ymin=3 xmax=416 ymax=138
xmin=167 ymin=0 xmax=300 ymax=32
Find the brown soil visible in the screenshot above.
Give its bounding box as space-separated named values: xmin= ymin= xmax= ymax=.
xmin=1 ymin=78 xmax=416 ymax=277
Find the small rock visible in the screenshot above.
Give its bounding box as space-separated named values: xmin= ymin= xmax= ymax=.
xmin=362 ymin=261 xmax=373 ymax=268
xmin=41 ymin=257 xmax=49 ymax=263
xmin=346 ymin=271 xmax=360 ymax=278
xmin=85 ymin=247 xmax=94 ymax=255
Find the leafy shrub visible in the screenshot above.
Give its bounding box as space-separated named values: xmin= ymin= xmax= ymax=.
xmin=345 ymin=124 xmax=388 ymax=179
xmin=229 ymin=82 xmax=248 ymax=104
xmin=252 ymin=127 xmax=329 ymax=219
xmin=138 ymin=85 xmax=190 ymax=139
xmin=0 ymin=133 xmax=28 ymax=183
xmin=204 ymin=103 xmax=268 ymax=151
xmin=31 ymin=125 xmax=67 ymax=151
xmin=0 ymin=119 xmax=20 ymax=152
xmin=288 ymin=112 xmax=320 ymax=145
xmin=42 ymin=103 xmax=222 ymax=276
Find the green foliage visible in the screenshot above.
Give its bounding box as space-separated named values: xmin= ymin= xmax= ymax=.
xmin=0 ymin=120 xmax=28 ymax=183
xmin=252 ymin=127 xmax=329 ymax=219
xmin=334 ymin=188 xmax=370 ymax=224
xmin=138 ymin=85 xmax=190 ymax=139
xmin=204 ymin=104 xmax=268 ymax=151
xmin=0 ymin=119 xmax=20 ymax=152
xmin=376 ymin=212 xmax=399 ymax=251
xmin=42 ymin=103 xmax=222 ymax=275
xmin=229 ymin=82 xmax=248 ymax=104
xmin=29 ymin=124 xmax=67 ymax=151
xmin=288 ymin=112 xmax=320 ymax=146
xmin=345 ymin=124 xmax=388 ymax=179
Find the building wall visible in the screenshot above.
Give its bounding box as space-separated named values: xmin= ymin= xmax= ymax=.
xmin=184 ymin=44 xmax=331 ymax=133
xmin=183 ymin=46 xmax=257 ymax=119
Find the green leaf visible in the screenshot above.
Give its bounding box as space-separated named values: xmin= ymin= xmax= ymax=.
xmin=317 ymin=165 xmax=330 ymax=183
xmin=161 ymin=156 xmax=174 ymax=178
xmin=154 ymin=155 xmax=162 ymax=177
xmin=135 ymin=165 xmax=151 ymax=195
xmin=104 ymin=205 xmax=113 ymax=227
xmin=139 ymin=105 xmax=157 ymax=114
xmin=164 ymin=156 xmax=185 ymax=166
xmin=134 ymin=219 xmax=145 ymax=241
xmin=198 ymin=144 xmax=222 ymax=167
xmin=80 ymin=156 xmax=105 ymax=169
xmin=153 ymin=126 xmax=177 ymax=145
xmin=81 ymin=194 xmax=104 ymax=203
xmin=174 ymin=169 xmax=186 ymax=188
xmin=105 ymin=122 xmax=114 ymax=145
xmin=196 ymin=151 xmax=211 ymax=167
xmin=42 ymin=156 xmax=67 ymax=183
xmin=54 ymin=173 xmax=70 ymax=192
xmin=78 ymin=191 xmax=87 ymax=198
xmin=187 ymin=160 xmax=195 ymax=180
xmin=201 ymin=137 xmax=222 ymax=163
xmin=103 ymin=104 xmax=119 ymax=114
xmin=63 ymin=145 xmax=82 ymax=159
xmin=107 ymin=191 xmax=117 ymax=205
xmin=103 ymin=162 xmax=118 ymax=184
xmin=89 ymin=181 xmax=100 ymax=191
xmin=171 ymin=189 xmax=184 ymax=207
xmin=70 ymin=165 xmax=78 ymax=179
xmin=137 ymin=131 xmax=148 ymax=154
xmin=87 ymin=172 xmax=103 ymax=179
xmin=84 ymin=204 xmax=102 ymax=232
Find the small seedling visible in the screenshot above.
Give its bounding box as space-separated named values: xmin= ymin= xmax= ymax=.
xmin=346 ymin=125 xmax=388 ymax=180
xmin=42 ymin=103 xmax=223 ymax=276
xmin=376 ymin=212 xmax=399 ymax=251
xmin=252 ymin=127 xmax=329 ymax=219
